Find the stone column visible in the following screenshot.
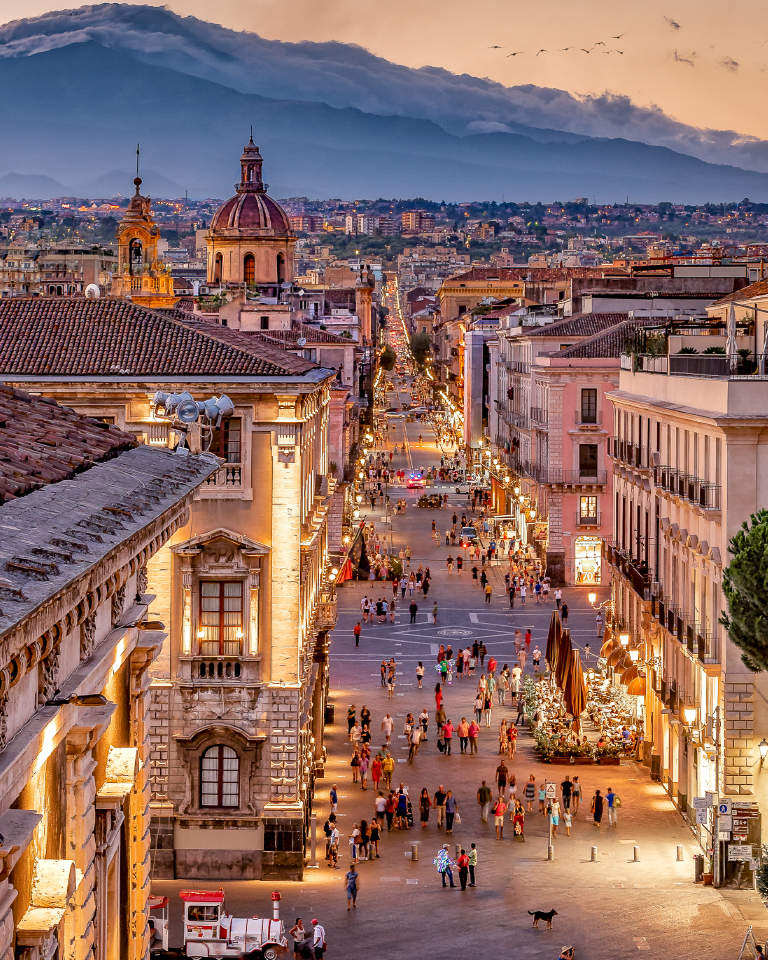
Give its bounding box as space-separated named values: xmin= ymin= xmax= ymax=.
xmin=129 ymin=646 xmax=158 ymax=960
xmin=724 ymin=679 xmax=755 ymax=796
xmin=65 ymin=728 xmax=99 ymax=960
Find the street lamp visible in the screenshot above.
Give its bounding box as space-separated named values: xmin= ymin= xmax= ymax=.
xmin=683 ymin=706 xmax=697 ymax=726
xmin=619 ymin=633 xmax=630 ymax=647
xmin=759 ymin=739 xmax=768 ymax=767
xmin=588 ymin=591 xmax=597 ymax=606
xmin=356 ymin=494 xmax=363 ymax=504
xmin=628 ymin=648 xmax=639 ymax=663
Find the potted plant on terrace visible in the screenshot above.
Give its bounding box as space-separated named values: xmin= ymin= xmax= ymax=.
xmin=595 ymin=742 xmax=622 ymax=764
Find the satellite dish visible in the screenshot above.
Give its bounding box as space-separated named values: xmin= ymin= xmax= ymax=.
xmin=85 ymin=283 xmax=101 ymax=300
xmin=297 ymin=337 xmax=307 ymax=347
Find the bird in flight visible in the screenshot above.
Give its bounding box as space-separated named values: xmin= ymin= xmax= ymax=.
xmin=611 ymin=33 xmax=624 ymax=39
xmin=560 ymin=46 xmax=572 ymax=51
xmin=593 ymin=40 xmax=607 ymax=46
xmin=506 ymin=50 xmax=524 ymax=56
xmin=664 ymin=16 xmax=681 ymax=30
xmin=536 ymin=48 xmax=548 ymax=55
xmin=580 ymin=47 xmax=592 ymax=53
xmin=489 ymin=44 xmax=503 ymax=49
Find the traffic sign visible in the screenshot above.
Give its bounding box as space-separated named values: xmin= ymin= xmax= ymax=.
xmin=728 ymin=844 xmax=753 ymax=861
xmin=719 ymin=814 xmax=733 ymax=832
xmin=545 ymin=781 xmax=556 ymax=800
xmin=695 ymin=808 xmax=708 ymax=825
xmin=693 ymin=796 xmax=709 ymax=809
xmin=718 ymin=800 xmax=732 ymax=816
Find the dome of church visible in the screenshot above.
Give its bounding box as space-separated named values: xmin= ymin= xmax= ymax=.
xmin=210 ymin=137 xmax=291 ymax=238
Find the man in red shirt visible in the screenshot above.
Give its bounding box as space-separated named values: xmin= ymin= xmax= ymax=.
xmin=487 ymin=655 xmax=497 ymax=675
xmin=457 ymin=848 xmax=470 ymax=890
xmin=353 ymin=622 xmax=361 ymax=647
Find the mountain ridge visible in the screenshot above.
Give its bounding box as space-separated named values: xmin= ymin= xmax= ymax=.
xmin=3 ymin=2 xmax=768 ymax=174
xmin=1 ymin=34 xmax=768 ymax=200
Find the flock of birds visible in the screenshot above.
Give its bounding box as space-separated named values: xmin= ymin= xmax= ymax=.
xmin=489 ymin=35 xmax=626 ymax=57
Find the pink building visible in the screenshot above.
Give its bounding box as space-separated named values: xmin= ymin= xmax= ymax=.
xmin=493 ymin=316 xmax=660 ymax=585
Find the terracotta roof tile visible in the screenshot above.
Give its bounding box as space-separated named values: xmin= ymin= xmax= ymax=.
xmin=0 ymin=384 xmax=135 ymax=503
xmin=550 ymin=317 xmax=671 ymax=359
xmin=446 ymin=266 xmax=626 ymax=283
xmin=524 ymin=312 xmax=632 ymax=339
xmin=711 ymin=278 xmax=768 ymax=306
xmin=0 ymin=298 xmax=318 ymax=378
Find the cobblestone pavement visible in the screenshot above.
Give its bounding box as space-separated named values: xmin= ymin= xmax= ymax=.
xmin=153 ymin=397 xmax=768 ymax=959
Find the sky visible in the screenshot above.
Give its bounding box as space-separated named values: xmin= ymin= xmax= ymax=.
xmin=3 ymin=0 xmax=767 ymax=139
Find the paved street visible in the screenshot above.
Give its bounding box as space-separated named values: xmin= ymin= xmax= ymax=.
xmin=154 ymin=391 xmax=768 ymax=959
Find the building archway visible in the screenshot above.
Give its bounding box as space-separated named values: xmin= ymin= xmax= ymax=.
xmin=243 ymin=254 xmax=255 ymax=285
xmin=276 ymin=252 xmax=285 ymax=285
xmin=213 ymin=252 xmax=223 ymax=284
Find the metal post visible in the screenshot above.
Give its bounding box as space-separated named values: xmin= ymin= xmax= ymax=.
xmin=632 ymin=845 xmax=640 ymax=862
xmin=590 ymin=845 xmax=598 ymax=862
xmin=676 ymin=844 xmax=684 ymax=862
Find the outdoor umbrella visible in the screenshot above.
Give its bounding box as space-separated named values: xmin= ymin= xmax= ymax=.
xmin=607 ymin=646 xmax=629 ymax=669
xmin=545 ymin=611 xmax=562 ymax=675
xmin=626 ymin=675 xmax=646 ymax=696
xmin=564 ymin=649 xmax=587 ymax=732
xmin=555 ymin=628 xmax=573 ymax=690
xmin=600 ymin=636 xmax=617 ymax=658
xmin=617 ymin=663 xmax=639 ymax=685
xmin=726 ymin=302 xmax=739 ymax=374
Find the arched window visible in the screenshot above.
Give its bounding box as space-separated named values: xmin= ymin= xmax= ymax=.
xmin=200 ymin=745 xmax=239 ymax=808
xmin=213 ymin=253 xmax=223 ymax=284
xmin=243 ymin=254 xmax=255 ymax=285
xmin=276 ymin=253 xmax=285 ymax=285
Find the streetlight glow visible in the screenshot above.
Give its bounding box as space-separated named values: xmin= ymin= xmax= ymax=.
xmin=619 ymin=633 xmax=630 ymax=647
xmin=588 ymin=591 xmax=597 ymax=605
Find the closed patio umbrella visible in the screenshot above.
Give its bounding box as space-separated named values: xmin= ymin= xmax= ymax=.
xmin=564 ymin=650 xmax=587 ymax=731
xmin=600 ymin=637 xmax=617 ymax=658
xmin=626 ymin=675 xmax=646 ymax=696
xmin=545 ymin=611 xmax=562 ymax=674
xmin=555 ymin=628 xmax=573 ymax=690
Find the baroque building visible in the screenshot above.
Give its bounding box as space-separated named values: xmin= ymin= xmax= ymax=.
xmin=206 ymin=137 xmax=295 ymax=292
xmin=110 ymin=174 xmax=177 ymax=309
xmin=0 ymin=384 xmax=215 ymax=960
xmin=0 ymin=296 xmax=337 ymax=880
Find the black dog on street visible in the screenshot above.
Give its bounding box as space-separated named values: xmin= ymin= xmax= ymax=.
xmin=528 ymin=909 xmax=558 ymax=929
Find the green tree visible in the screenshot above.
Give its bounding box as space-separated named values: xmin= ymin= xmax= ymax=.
xmin=379 ymin=345 xmax=396 ymax=371
xmin=409 ymin=332 xmax=431 ymax=368
xmin=720 ymin=509 xmax=768 ymax=671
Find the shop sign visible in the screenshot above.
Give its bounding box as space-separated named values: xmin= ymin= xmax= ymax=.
xmin=728 ymin=844 xmax=753 ymax=861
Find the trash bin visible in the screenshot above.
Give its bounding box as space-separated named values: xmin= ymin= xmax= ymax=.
xmin=324 ymin=704 xmax=335 ymax=725
xmin=693 ymin=853 xmax=704 ymax=882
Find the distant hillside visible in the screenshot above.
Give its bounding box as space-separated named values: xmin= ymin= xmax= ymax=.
xmin=1 ymin=41 xmax=768 ymax=201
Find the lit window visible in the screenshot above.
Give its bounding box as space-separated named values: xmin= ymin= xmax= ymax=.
xmin=200 ymin=745 xmax=239 ymax=808
xmin=580 ymin=496 xmax=598 ymax=522
xmin=199 ymin=581 xmax=243 ymax=655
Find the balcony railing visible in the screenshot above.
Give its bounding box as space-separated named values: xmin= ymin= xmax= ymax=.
xmin=610 ymin=546 xmax=651 ymax=599
xmin=205 ymin=463 xmax=243 ymax=487
xmin=654 ymin=466 xmax=721 ymax=511
xmin=194 ymin=656 xmax=243 ymax=680
xmin=530 ymin=406 xmax=548 ymax=426
xmin=576 ymin=511 xmax=601 ymax=527
xmin=612 ymin=438 xmax=650 ymax=470
xmin=626 ymin=352 xmax=768 ymax=379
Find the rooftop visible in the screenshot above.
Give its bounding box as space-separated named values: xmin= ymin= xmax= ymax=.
xmin=0 ymin=298 xmax=319 ymax=379
xmin=524 ymin=312 xmax=632 ymax=339
xmin=0 ymin=385 xmax=135 ymax=503
xmin=550 ymin=317 xmax=671 ymax=360
xmin=0 ymin=443 xmax=218 ymax=637
xmin=444 ymin=266 xmax=624 ymax=284
xmin=710 ymin=278 xmax=768 ymax=306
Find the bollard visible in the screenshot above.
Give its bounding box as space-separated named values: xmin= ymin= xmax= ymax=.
xmin=590 ymin=845 xmax=598 ymax=862
xmin=547 ymin=844 xmax=554 ymax=861
xmin=632 ymin=845 xmax=640 ymax=863
xmin=410 ymin=842 xmax=419 ymax=862
xmin=676 ymin=845 xmax=684 ymax=862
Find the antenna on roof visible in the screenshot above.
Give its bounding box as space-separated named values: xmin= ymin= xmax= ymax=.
xmin=136 ymin=143 xmax=140 ymax=178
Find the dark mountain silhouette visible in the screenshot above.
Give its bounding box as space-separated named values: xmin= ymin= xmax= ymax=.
xmin=1 ymin=40 xmax=768 ymax=201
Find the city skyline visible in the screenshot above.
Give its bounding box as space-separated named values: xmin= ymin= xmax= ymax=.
xmin=3 ymin=0 xmax=768 ymax=142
